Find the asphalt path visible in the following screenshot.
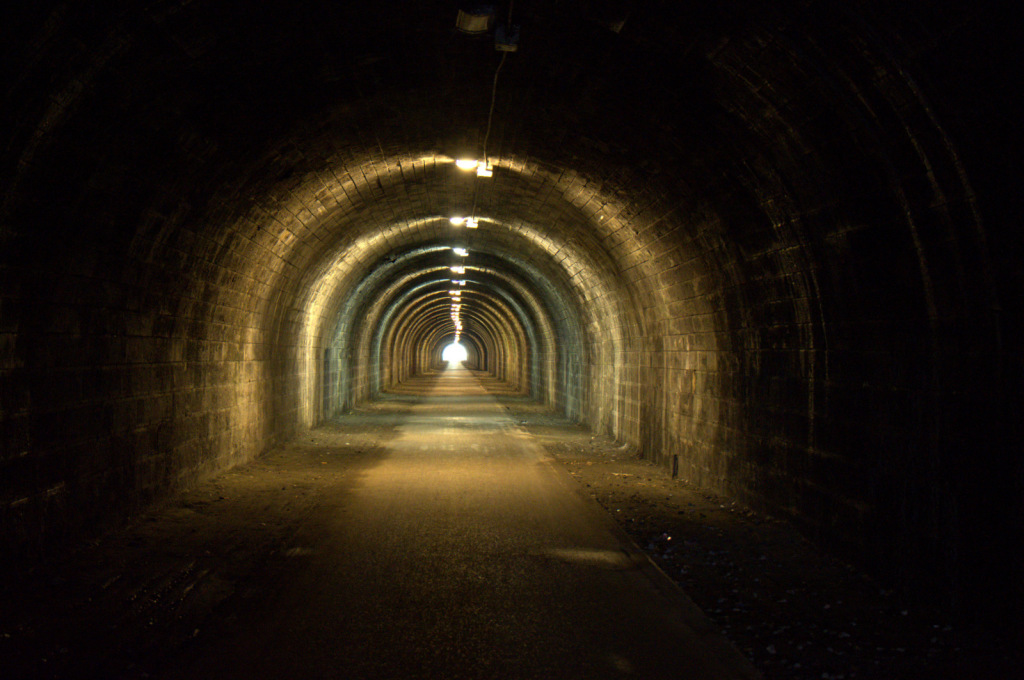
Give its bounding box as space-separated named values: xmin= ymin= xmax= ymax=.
xmin=160 ymin=366 xmax=757 ymax=679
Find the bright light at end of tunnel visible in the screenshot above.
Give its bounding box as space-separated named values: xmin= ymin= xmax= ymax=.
xmin=452 ymin=247 xmax=468 ymax=257
xmin=455 ymin=159 xmax=478 ymax=171
xmin=451 ymin=266 xmax=465 ymax=274
xmin=442 ymin=342 xmax=469 ymax=363
xmin=449 ymin=216 xmax=466 ymax=226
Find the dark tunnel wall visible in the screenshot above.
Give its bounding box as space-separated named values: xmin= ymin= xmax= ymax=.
xmin=1 ymin=1 xmax=1021 ymax=619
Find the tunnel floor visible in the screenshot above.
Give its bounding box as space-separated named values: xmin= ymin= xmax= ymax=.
xmin=2 ymin=368 xmax=1017 ymax=679
xmin=1 ymin=366 xmax=754 ymax=680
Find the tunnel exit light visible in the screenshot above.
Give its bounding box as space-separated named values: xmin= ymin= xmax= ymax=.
xmin=442 ymin=342 xmax=468 ymax=363
xmin=455 ymin=159 xmax=478 ymax=171
xmin=450 ymin=266 xmax=465 ymax=274
xmin=452 ymin=247 xmax=469 ymax=257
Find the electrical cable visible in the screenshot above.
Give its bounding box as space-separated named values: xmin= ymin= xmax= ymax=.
xmin=470 ymin=0 xmax=514 ymax=223
xmin=481 ymin=51 xmax=508 ymax=171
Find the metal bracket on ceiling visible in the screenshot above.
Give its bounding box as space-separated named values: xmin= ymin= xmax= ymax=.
xmin=456 ymin=3 xmax=520 ymax=52
xmin=456 ymin=4 xmax=496 ymax=35
xmin=495 ymin=22 xmax=520 ymax=51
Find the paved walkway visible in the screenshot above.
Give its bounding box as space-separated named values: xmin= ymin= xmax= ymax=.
xmin=2 ymin=366 xmax=757 ymax=679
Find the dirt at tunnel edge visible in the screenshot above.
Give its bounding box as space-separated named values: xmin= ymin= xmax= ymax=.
xmin=504 ymin=405 xmax=1023 ymax=680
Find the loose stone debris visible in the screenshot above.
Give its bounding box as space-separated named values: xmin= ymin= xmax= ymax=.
xmin=501 ymin=402 xmax=1023 ymax=680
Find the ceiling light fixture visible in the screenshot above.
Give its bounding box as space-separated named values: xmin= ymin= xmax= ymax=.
xmin=455 ymin=4 xmax=495 ymax=34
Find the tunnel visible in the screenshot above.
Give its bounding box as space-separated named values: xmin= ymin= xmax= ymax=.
xmin=1 ymin=1 xmax=1022 ymax=676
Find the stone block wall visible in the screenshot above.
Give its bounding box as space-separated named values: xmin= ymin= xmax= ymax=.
xmin=1 ymin=0 xmax=1020 ymax=618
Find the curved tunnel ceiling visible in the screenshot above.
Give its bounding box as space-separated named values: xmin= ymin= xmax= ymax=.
xmin=282 ymin=158 xmax=638 ymax=428
xmin=2 ymin=0 xmax=1019 ymax=615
